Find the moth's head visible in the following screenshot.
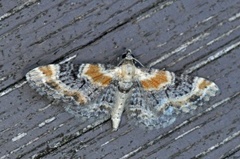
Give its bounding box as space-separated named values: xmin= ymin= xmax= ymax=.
xmin=122 ymin=49 xmax=134 ymax=61
xmin=120 ymin=49 xmax=144 ymax=67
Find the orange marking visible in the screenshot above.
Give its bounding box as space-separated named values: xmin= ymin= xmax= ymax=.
xmin=141 ymin=71 xmax=169 ymax=90
xmin=63 ymin=91 xmax=87 ymax=104
xmin=171 ymin=99 xmax=189 ymax=107
xmin=198 ymin=79 xmax=211 ymax=90
xmin=46 ymin=80 xmax=61 ymax=90
xmin=84 ymin=64 xmax=112 ymax=86
xmin=46 ymin=80 xmax=87 ymax=104
xmin=39 ymin=66 xmax=53 ymax=77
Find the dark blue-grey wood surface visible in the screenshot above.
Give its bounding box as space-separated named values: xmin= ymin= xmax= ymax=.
xmin=0 ymin=0 xmax=240 ymax=159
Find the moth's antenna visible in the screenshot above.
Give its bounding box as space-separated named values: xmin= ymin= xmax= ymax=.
xmin=118 ymin=49 xmax=145 ymax=67
xmin=127 ymin=50 xmax=145 ymax=67
xmin=133 ymin=57 xmax=145 ymax=67
xmin=117 ymin=57 xmax=124 ymax=66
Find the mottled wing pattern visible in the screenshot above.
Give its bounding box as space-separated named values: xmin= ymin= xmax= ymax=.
xmin=26 ymin=62 xmax=117 ymax=119
xmin=126 ymin=68 xmax=219 ymax=129
xmin=65 ymin=82 xmax=117 ymax=120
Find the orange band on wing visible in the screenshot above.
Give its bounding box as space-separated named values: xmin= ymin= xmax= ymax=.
xmin=63 ymin=91 xmax=87 ymax=104
xmin=46 ymin=80 xmax=87 ymax=104
xmin=141 ymin=71 xmax=171 ymax=90
xmin=36 ymin=65 xmax=88 ymax=104
xmin=84 ymin=64 xmax=112 ymax=87
xmin=198 ymin=79 xmax=211 ymax=90
xmin=39 ymin=66 xmax=54 ymax=77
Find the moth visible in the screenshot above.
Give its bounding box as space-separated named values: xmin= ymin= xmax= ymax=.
xmin=26 ymin=50 xmax=219 ymax=131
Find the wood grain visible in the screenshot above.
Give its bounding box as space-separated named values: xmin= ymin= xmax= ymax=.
xmin=0 ymin=0 xmax=239 ymax=158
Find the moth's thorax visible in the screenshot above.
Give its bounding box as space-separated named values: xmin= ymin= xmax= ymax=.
xmin=116 ymin=62 xmax=136 ymax=92
xmin=117 ymin=62 xmax=136 ymax=81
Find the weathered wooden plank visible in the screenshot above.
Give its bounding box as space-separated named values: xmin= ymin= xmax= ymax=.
xmin=0 ymin=0 xmax=27 ymax=16
xmin=0 ymin=0 xmax=159 ymax=90
xmin=0 ymin=0 xmax=240 ymax=159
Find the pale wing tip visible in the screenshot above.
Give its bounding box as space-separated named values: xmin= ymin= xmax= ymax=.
xmin=26 ymin=68 xmax=43 ymax=87
xmin=204 ymin=82 xmax=220 ymax=100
